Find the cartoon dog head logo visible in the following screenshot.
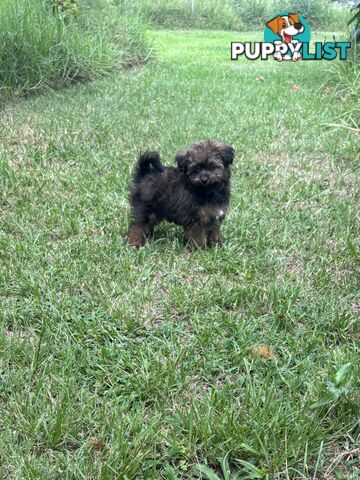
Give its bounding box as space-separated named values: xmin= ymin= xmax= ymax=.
xmin=264 ymin=13 xmax=310 ymax=62
xmin=266 ymin=14 xmax=304 ymax=43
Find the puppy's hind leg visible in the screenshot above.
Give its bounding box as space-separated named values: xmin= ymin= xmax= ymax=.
xmin=146 ymin=213 xmax=159 ymax=237
xmin=127 ymin=213 xmax=159 ymax=248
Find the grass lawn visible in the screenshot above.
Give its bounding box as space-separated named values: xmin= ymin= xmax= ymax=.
xmin=0 ymin=30 xmax=359 ymax=479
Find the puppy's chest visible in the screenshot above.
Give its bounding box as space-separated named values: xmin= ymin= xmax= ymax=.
xmin=197 ymin=203 xmax=227 ymax=225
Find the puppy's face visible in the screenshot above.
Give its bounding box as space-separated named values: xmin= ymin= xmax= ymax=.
xmin=175 ymin=140 xmax=234 ymax=192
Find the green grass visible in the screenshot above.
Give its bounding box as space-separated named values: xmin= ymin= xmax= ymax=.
xmin=329 ymin=59 xmax=360 ymax=133
xmin=123 ymin=0 xmax=350 ymax=32
xmin=121 ymin=0 xmax=242 ymax=31
xmin=0 ymin=0 xmax=151 ymax=98
xmin=0 ymin=30 xmax=359 ymax=479
xmin=233 ymin=0 xmax=350 ymax=31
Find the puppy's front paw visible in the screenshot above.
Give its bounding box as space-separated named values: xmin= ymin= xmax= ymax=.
xmin=212 ymin=237 xmax=223 ymax=247
xmin=207 ymin=224 xmax=223 ymax=247
xmin=185 ymin=224 xmax=207 ymax=249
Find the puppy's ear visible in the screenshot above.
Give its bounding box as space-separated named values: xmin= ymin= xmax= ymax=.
xmin=266 ymin=16 xmax=282 ymax=35
xmin=175 ymin=149 xmax=190 ymax=172
xmin=288 ymin=13 xmax=300 ymax=24
xmin=217 ymin=143 xmax=234 ymax=167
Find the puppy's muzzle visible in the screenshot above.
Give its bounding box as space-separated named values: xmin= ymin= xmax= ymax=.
xmin=200 ymin=174 xmax=209 ymax=185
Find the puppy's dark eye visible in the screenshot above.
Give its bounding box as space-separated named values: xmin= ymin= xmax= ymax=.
xmin=210 ymin=164 xmax=221 ymax=170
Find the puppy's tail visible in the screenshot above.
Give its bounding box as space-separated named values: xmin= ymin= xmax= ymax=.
xmin=133 ymin=151 xmax=165 ymax=183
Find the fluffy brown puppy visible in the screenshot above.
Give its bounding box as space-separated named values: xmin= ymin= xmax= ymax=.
xmin=127 ymin=140 xmax=234 ymax=248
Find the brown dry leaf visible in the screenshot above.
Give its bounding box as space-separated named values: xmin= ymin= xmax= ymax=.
xmin=337 ymin=464 xmax=348 ymax=474
xmin=90 ymin=437 xmax=104 ymax=451
xmin=292 ymin=84 xmax=300 ymax=91
xmin=349 ymin=333 xmax=360 ymax=340
xmin=252 ymin=345 xmax=275 ymax=360
xmin=257 ymin=75 xmax=265 ymax=81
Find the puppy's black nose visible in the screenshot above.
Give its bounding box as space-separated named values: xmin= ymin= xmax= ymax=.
xmin=200 ymin=175 xmax=208 ymax=184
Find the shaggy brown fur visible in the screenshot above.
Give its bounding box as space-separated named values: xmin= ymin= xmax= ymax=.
xmin=127 ymin=140 xmax=234 ymax=248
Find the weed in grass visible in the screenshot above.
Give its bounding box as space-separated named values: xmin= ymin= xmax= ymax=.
xmin=327 ymin=59 xmax=360 ymax=133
